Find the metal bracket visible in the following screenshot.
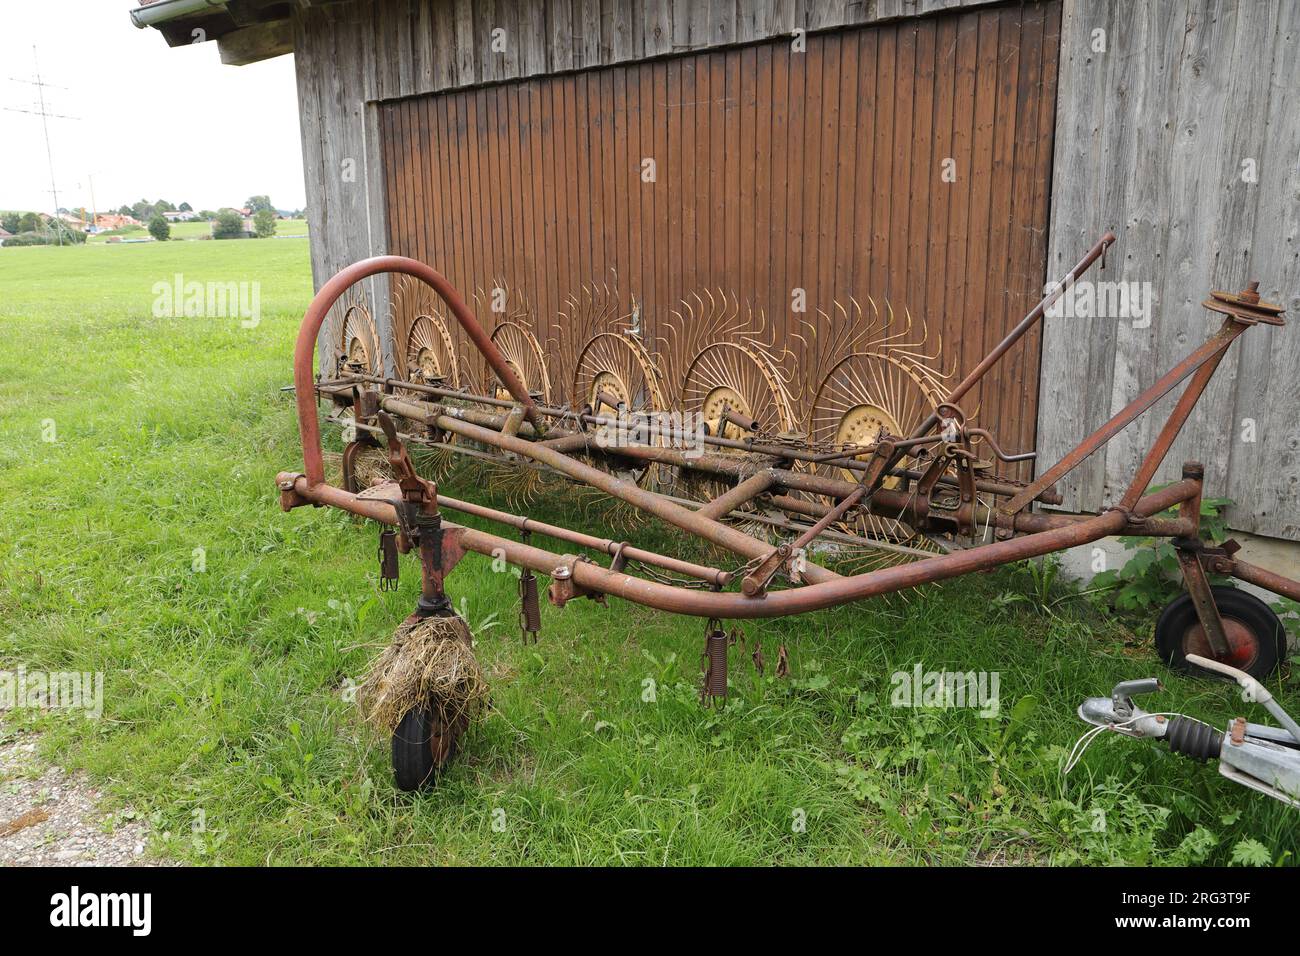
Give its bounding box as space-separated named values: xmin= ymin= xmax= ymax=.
xmin=277 ymin=473 xmax=309 ymax=511
xmin=1174 ymin=544 xmax=1231 ymax=658
xmin=547 ymin=554 xmax=603 ymax=607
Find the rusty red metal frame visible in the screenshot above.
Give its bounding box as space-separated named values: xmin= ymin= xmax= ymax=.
xmin=293 ymin=256 xmax=541 ymax=487
xmin=277 ymin=241 xmax=1297 ymax=664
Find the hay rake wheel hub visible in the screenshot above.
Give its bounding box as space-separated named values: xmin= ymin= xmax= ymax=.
xmin=572 ymin=329 xmax=670 ymax=485
xmin=329 ymin=298 xmax=382 ymax=379
xmin=701 ymin=386 xmax=754 ymax=443
xmin=574 ymin=332 xmax=664 ymax=413
xmin=488 ymin=320 xmax=550 ymax=404
xmin=279 ymin=239 xmax=1300 ymax=792
xmin=833 ymin=404 xmax=903 ymax=490
xmin=682 ymin=341 xmax=796 ymax=441
xmin=590 ymin=371 xmax=630 ymax=410
xmin=408 ymin=316 xmax=456 ymax=385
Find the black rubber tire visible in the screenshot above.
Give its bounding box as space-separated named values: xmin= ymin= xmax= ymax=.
xmin=1155 ymin=585 xmax=1285 ymax=681
xmin=391 ymin=708 xmax=439 ymax=792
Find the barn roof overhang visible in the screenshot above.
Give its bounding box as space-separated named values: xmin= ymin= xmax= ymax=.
xmin=129 ymin=0 xmax=322 ymax=65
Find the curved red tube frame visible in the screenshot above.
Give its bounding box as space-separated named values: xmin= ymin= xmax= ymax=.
xmin=284 ymin=251 xmax=1203 ymax=617
xmin=277 ymin=473 xmax=1197 ymax=618
xmin=294 ymin=255 xmax=540 ymax=486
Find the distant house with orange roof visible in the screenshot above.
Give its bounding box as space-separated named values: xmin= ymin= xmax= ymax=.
xmin=94 ymin=213 xmax=143 ymax=231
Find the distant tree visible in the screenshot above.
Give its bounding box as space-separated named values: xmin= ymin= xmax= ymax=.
xmin=1 ymin=212 xmax=19 ymax=233
xmin=117 ymin=204 xmax=132 ymax=216
xmin=178 ymin=201 xmax=193 ymax=212
xmin=252 ymin=209 xmax=277 ymax=238
xmin=131 ymin=200 xmax=156 ymax=222
xmin=18 ymin=212 xmax=41 ymax=233
xmin=148 ymin=215 xmax=171 ymax=241
xmin=199 ymin=210 xmax=217 ymax=220
xmin=213 ymin=208 xmax=245 ymax=239
xmin=245 ymin=195 xmax=274 ymax=214
xmin=155 ymin=199 xmax=176 ymax=213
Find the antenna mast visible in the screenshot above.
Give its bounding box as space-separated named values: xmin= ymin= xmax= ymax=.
xmin=5 ymin=45 xmax=80 ymax=245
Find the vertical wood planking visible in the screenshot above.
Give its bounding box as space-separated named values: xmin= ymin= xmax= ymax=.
xmin=752 ymin=43 xmax=774 ymax=325
xmin=980 ymin=7 xmax=1022 ymax=474
xmin=379 ymin=2 xmax=1061 ymax=465
xmin=832 ymin=32 xmax=859 ymax=310
xmin=1001 ymin=1 xmax=1046 ymax=477
xmin=678 ymin=55 xmax=698 ymax=308
xmin=624 ymin=63 xmax=643 ymax=325
xmin=666 ymin=57 xmax=683 ymax=324
xmin=906 ymin=18 xmax=935 ymax=318
xmin=653 ymin=59 xmax=670 ymax=342
xmin=612 ymin=66 xmax=633 ymax=316
xmin=888 ymin=22 xmax=915 ymax=303
xmin=849 ymin=26 xmax=877 ymax=306
xmin=869 ymin=25 xmax=896 ymax=298
xmin=960 ymin=9 xmax=998 ymax=417
xmin=707 ymin=55 xmax=726 ymax=297
xmin=737 ymin=47 xmax=756 ymax=326
xmin=940 ymin=13 xmax=977 ymax=376
xmin=599 ymin=67 xmax=620 ymax=304
xmin=813 ymin=34 xmax=838 ymax=328
xmin=572 ymin=73 xmax=592 ymax=288
xmin=1041 ymin=0 xmax=1299 ymax=538
xmin=723 ymin=48 xmax=742 ymax=326
xmin=768 ymin=42 xmax=789 ymax=339
xmin=784 ymin=33 xmax=806 ymax=342
xmin=1228 ymin=0 xmax=1300 ymax=538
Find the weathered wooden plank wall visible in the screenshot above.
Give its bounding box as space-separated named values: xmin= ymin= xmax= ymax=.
xmin=293 ymin=3 xmax=391 ymax=322
xmin=291 ymin=0 xmax=1004 ymax=316
xmin=295 ymin=0 xmax=1056 ymax=471
xmin=377 ymin=3 xmax=1060 ymax=463
xmin=1040 ymin=0 xmax=1300 ymax=539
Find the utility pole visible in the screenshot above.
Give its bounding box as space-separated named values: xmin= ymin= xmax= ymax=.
xmin=88 ymin=173 xmax=99 ymax=232
xmin=6 ymin=46 xmax=80 ymax=246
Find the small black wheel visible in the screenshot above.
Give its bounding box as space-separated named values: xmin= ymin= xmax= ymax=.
xmin=1155 ymin=585 xmax=1285 ymax=681
xmin=391 ymin=706 xmax=459 ymax=792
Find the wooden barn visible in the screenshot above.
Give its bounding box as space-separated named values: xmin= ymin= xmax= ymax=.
xmin=135 ymin=0 xmax=1300 ymax=549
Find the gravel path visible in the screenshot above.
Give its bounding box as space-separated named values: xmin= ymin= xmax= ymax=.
xmin=0 ymin=732 xmax=171 ymax=867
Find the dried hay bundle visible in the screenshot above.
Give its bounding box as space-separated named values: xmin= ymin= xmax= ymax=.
xmin=357 ymin=614 xmax=489 ymax=733
xmin=353 ymin=446 xmax=394 ymax=488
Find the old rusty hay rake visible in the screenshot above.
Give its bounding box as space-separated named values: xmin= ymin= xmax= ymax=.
xmin=279 ymin=232 xmax=1300 ymax=789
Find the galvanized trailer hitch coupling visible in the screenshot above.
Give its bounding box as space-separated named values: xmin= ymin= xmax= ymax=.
xmin=1074 ymin=656 xmax=1300 ymax=808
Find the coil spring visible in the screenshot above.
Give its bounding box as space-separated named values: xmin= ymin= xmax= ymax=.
xmin=1164 ymin=716 xmax=1221 ymax=762
xmin=519 ymin=568 xmax=541 ymax=641
xmin=705 ymin=627 xmax=729 ymax=698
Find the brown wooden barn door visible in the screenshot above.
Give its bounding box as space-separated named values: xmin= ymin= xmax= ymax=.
xmin=380 ymin=0 xmax=1061 ymax=471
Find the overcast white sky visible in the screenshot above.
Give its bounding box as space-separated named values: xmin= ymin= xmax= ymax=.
xmin=1 ymin=0 xmax=305 ymax=215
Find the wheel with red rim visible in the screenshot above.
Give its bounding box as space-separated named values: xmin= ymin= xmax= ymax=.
xmin=1154 ymin=585 xmax=1285 ymax=681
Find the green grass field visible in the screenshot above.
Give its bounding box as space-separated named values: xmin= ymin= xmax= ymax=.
xmin=0 ymin=237 xmax=1295 ymax=865
xmin=86 ymin=218 xmax=309 ymax=243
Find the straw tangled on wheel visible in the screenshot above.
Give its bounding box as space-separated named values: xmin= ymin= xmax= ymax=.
xmin=357 ymin=614 xmax=489 ymax=733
